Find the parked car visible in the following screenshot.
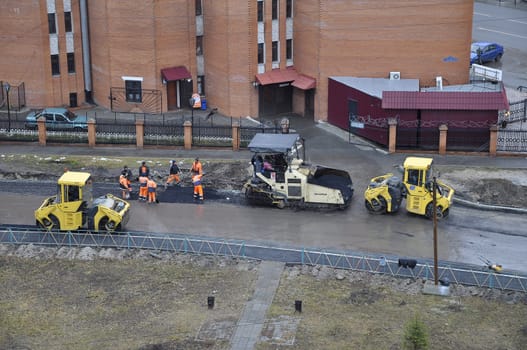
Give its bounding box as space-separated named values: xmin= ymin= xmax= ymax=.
xmin=25 ymin=108 xmax=88 ymax=131
xmin=470 ymin=42 xmax=504 ymax=65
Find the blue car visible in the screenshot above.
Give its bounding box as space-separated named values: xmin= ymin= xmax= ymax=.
xmin=470 ymin=42 xmax=504 ymax=65
xmin=25 ymin=107 xmax=88 ymax=131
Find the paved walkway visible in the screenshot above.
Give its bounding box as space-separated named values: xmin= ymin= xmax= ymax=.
xmin=230 ymin=261 xmax=285 ymax=350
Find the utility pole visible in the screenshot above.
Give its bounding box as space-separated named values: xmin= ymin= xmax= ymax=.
xmin=433 ymin=176 xmax=438 ymax=285
xmin=4 ymin=82 xmax=11 ymax=132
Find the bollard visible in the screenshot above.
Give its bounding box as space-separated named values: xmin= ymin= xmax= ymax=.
xmin=295 ymin=300 xmax=302 ymax=313
xmin=207 ymin=296 xmax=215 ymax=309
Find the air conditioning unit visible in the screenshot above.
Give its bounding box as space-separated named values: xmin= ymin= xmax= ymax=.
xmin=389 ymin=72 xmax=401 ymax=80
xmin=436 ymin=76 xmax=443 ymax=90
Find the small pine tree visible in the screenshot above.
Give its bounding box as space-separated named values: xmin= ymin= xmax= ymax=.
xmin=402 ymin=314 xmax=429 ymax=350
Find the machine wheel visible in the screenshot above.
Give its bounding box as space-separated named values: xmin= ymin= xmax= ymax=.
xmin=275 ymin=199 xmax=285 ymax=209
xmin=98 ymin=217 xmax=117 ymax=233
xmin=42 ymin=215 xmax=60 ymax=231
xmin=495 ymin=54 xmax=502 ymax=62
xmin=365 ymin=197 xmax=387 ymax=214
xmin=425 ymin=203 xmax=444 ymax=220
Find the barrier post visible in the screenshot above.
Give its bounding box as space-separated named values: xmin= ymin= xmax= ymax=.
xmin=489 ymin=124 xmax=498 ymax=156
xmin=387 ymin=118 xmax=397 ymax=153
xmin=439 ymin=124 xmax=448 ymax=155
xmin=135 ymin=119 xmax=144 ymax=149
xmin=184 ymin=120 xmax=192 ymax=150
xmin=87 ymin=119 xmax=96 ymax=147
xmin=232 ymin=122 xmax=240 ymax=151
xmin=37 ymin=116 xmax=47 ymax=146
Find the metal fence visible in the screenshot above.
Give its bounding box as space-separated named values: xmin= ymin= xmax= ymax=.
xmin=497 ymin=99 xmax=527 ymax=152
xmin=1 ymin=227 xmax=525 ymax=292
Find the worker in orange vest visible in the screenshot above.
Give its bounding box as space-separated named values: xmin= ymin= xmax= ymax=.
xmin=191 ymin=157 xmax=203 ymax=175
xmin=138 ymin=175 xmax=148 ymax=201
xmin=119 ymin=171 xmax=131 ymax=199
xmin=147 ymin=176 xmax=158 ymax=203
xmin=192 ymin=171 xmax=204 ymax=201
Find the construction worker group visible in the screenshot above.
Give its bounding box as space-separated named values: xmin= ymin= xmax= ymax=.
xmin=118 ymin=158 xmax=204 ymax=203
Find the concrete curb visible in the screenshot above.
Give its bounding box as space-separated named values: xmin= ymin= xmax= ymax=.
xmin=454 ymin=197 xmax=527 ymax=214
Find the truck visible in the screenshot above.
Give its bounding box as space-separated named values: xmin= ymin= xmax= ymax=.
xmin=243 ymin=133 xmax=354 ymax=210
xmin=364 ymin=157 xmax=454 ymax=219
xmin=35 ymin=171 xmax=130 ymax=232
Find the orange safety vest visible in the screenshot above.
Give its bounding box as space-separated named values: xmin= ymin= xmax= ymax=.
xmin=119 ymin=175 xmax=129 ymax=188
xmin=192 ymin=161 xmax=202 ymax=175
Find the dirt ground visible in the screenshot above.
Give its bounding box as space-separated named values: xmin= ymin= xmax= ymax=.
xmin=0 ymin=244 xmax=525 ymax=350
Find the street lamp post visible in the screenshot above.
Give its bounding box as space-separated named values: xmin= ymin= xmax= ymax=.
xmin=432 ymin=176 xmax=438 ymax=286
xmin=4 ymin=83 xmax=11 ymax=132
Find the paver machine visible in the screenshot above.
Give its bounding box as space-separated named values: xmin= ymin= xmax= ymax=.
xmin=364 ymin=157 xmax=454 ymax=219
xmin=35 ymin=171 xmax=130 ymax=232
xmin=243 ymin=133 xmax=354 ymax=209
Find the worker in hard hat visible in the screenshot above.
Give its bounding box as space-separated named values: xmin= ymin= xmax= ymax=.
xmin=138 ymin=174 xmax=148 ymax=202
xmin=147 ymin=176 xmax=158 ymax=204
xmin=191 ymin=157 xmax=202 ymax=175
xmin=192 ymin=171 xmax=204 ymax=201
xmin=165 ymin=160 xmax=181 ymax=189
xmin=119 ymin=171 xmax=131 ymax=199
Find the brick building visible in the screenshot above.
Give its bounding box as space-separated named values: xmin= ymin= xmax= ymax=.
xmin=0 ymin=0 xmax=474 ymax=122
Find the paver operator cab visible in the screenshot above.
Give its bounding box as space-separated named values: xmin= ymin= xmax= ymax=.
xmin=35 ymin=171 xmax=130 ymax=232
xmin=364 ymin=157 xmax=454 ymax=219
xmin=244 ymin=133 xmax=354 ymax=210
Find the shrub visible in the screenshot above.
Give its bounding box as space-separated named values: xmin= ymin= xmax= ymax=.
xmin=402 ymin=314 xmax=429 ymax=350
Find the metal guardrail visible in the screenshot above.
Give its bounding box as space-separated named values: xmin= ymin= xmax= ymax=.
xmin=1 ymin=228 xmax=526 ymax=293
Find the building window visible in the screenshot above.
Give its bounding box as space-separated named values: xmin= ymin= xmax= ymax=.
xmin=286 ymin=39 xmax=292 ymax=60
xmin=67 ymin=53 xmax=75 ymax=73
xmin=258 ymin=43 xmax=264 ymax=64
xmin=272 ymin=0 xmax=278 ymax=20
xmin=196 ymin=36 xmax=203 ymax=56
xmin=64 ymin=11 xmax=72 ymax=32
xmin=195 ymin=0 xmax=202 ymax=16
xmin=125 ymin=80 xmax=142 ymax=103
xmin=286 ymin=0 xmax=292 ymax=18
xmin=197 ymin=75 xmax=205 ymax=95
xmin=48 ymin=13 xmax=57 ymax=34
xmin=272 ymin=41 xmax=278 ymax=62
xmin=257 ymin=1 xmax=263 ymax=22
xmin=51 ymin=54 xmax=60 ymax=75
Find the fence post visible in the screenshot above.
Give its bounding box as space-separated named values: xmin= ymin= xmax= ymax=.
xmin=439 ymin=124 xmax=448 ymax=155
xmin=135 ymin=119 xmax=144 ymax=149
xmin=489 ymin=124 xmax=498 ymax=156
xmin=232 ymin=121 xmax=240 ymax=151
xmin=184 ymin=120 xmax=192 ymax=150
xmin=87 ymin=119 xmax=96 ymax=147
xmin=37 ymin=116 xmax=46 ymax=146
xmin=388 ymin=118 xmax=397 ymax=153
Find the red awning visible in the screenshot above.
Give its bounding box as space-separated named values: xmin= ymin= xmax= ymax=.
xmin=161 ymin=66 xmax=191 ymax=81
xmin=255 ymin=68 xmax=316 ymax=90
xmin=292 ymin=74 xmax=316 ymax=90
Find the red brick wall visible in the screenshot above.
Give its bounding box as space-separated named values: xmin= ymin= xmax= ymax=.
xmin=296 ymin=0 xmax=474 ymax=121
xmin=0 ymin=0 xmax=85 ymax=108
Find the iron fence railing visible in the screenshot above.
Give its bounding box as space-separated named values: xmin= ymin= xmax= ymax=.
xmin=1 ymin=228 xmax=525 ymax=292
xmin=497 ymin=129 xmax=527 ymax=152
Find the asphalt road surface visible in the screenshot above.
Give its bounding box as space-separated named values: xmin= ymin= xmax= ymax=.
xmin=1 ymin=179 xmax=526 ymax=273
